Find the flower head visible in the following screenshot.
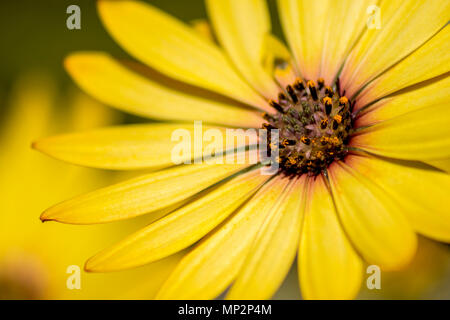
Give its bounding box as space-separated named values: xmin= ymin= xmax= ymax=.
xmin=34 ymin=0 xmax=450 ymax=299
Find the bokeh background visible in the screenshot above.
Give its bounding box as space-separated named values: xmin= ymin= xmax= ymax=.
xmin=0 ymin=0 xmax=449 ymax=299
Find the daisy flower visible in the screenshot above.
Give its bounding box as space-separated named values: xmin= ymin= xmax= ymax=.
xmin=34 ymin=0 xmax=450 ymax=299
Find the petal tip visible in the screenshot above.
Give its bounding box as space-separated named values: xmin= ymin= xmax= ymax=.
xmin=84 ymin=260 xmax=96 ymax=273
xmin=64 ymin=52 xmax=88 ymax=74
xmin=39 ymin=210 xmax=55 ymax=223
xmin=84 ymin=256 xmax=113 ymax=273
xmin=31 ymin=140 xmax=39 ymax=150
xmin=84 ymin=255 xmax=107 ymax=273
xmin=63 ymin=53 xmax=79 ymax=73
xmin=30 ymin=139 xmax=51 ymax=157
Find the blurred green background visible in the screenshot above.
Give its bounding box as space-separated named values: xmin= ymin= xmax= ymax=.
xmin=0 ymin=0 xmax=208 ymax=116
xmin=0 ymin=0 xmax=284 ymax=112
xmin=0 ymin=0 xmax=202 ymax=82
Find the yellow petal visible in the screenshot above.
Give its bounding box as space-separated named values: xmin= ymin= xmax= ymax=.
xmin=40 ymin=163 xmax=251 ymax=224
xmin=97 ymin=0 xmax=270 ymax=111
xmin=426 ymin=158 xmax=450 ymax=173
xmin=156 ymin=176 xmax=290 ymax=299
xmin=263 ymin=34 xmax=294 ymax=73
xmin=319 ymin=0 xmax=375 ymax=85
xmin=356 ymin=27 xmax=450 ymax=109
xmin=273 ymin=63 xmax=298 ymax=90
xmin=347 ymin=154 xmax=450 ymax=243
xmin=65 ymin=52 xmax=264 ymax=128
xmin=33 ymin=123 xmax=258 ymax=170
xmin=190 ymin=19 xmax=215 ymax=42
xmin=328 ymin=161 xmax=417 ymax=270
xmin=352 ymin=103 xmax=450 ymax=161
xmin=84 ymin=169 xmax=270 ymax=272
xmin=299 ymin=175 xmax=363 ymax=299
xmin=206 ymin=0 xmax=280 ymax=99
xmin=226 ymin=176 xmax=307 ymax=299
xmin=340 ymin=0 xmax=450 ymax=98
xmin=356 ymin=75 xmax=450 ymax=127
xmin=262 ymin=35 xmax=300 ymax=88
xmin=277 ymin=0 xmax=327 ymax=80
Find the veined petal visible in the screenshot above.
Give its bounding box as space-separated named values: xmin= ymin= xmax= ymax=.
xmin=352 ymin=103 xmax=450 ymax=161
xmin=40 ymin=163 xmax=252 ymax=224
xmin=340 ymin=0 xmax=450 ymax=98
xmin=319 ymin=0 xmax=376 ymax=85
xmin=33 ymin=123 xmax=258 ymax=170
xmin=356 ymin=75 xmax=450 ymax=127
xmin=299 ymin=175 xmax=363 ymax=299
xmin=65 ymin=52 xmax=264 ymax=128
xmin=206 ymin=0 xmax=280 ymax=99
xmin=273 ymin=63 xmax=298 ymax=90
xmin=277 ymin=0 xmax=327 ymax=80
xmin=84 ymin=169 xmax=270 ymax=272
xmin=226 ymin=176 xmax=307 ymax=300
xmin=97 ymin=0 xmax=270 ymax=111
xmin=156 ymin=176 xmax=290 ymax=299
xmin=328 ymin=161 xmax=417 ymax=270
xmin=356 ymin=27 xmax=450 ymax=109
xmin=347 ymin=155 xmax=450 ymax=243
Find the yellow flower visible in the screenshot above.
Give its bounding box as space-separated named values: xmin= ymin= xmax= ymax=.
xmin=0 ymin=73 xmax=179 ymax=299
xmin=33 ymin=0 xmax=450 ymax=299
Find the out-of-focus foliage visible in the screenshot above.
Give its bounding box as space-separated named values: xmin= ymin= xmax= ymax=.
xmin=0 ymin=0 xmax=206 ymax=103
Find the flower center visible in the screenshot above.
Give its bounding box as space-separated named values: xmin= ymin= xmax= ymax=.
xmin=262 ymin=77 xmax=354 ymax=175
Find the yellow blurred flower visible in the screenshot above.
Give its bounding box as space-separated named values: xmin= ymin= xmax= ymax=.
xmin=33 ymin=0 xmax=449 ymax=299
xmin=0 ymin=73 xmax=180 ymax=299
xmin=359 ymin=237 xmax=450 ymax=299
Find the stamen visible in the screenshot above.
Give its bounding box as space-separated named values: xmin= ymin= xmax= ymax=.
xmin=301 ymin=136 xmax=311 ymax=145
xmin=307 ymin=80 xmax=318 ymax=100
xmin=262 ymin=122 xmax=275 ymax=130
xmin=294 ymin=78 xmax=305 ymax=91
xmin=278 ymin=92 xmax=288 ymax=103
xmin=325 ymin=86 xmax=333 ymax=97
xmin=332 ymin=119 xmax=339 ymax=130
xmin=282 ymin=138 xmax=296 ymax=146
xmin=261 ymin=77 xmax=354 ymax=175
xmin=323 ymin=97 xmax=332 ymax=115
xmin=333 ymin=114 xmax=342 ymax=123
xmin=286 ymin=85 xmax=298 ymax=103
xmin=269 ymin=100 xmax=285 ymax=113
xmin=339 ymin=96 xmax=348 ymax=106
xmin=336 ymin=77 xmax=341 ymax=96
xmin=317 ymin=78 xmax=325 ymax=89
